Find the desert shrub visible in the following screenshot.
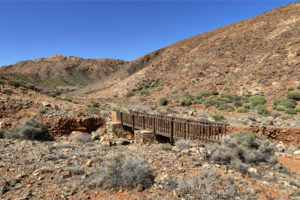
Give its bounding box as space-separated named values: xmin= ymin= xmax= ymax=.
xmin=237 ymin=107 xmax=248 ymax=113
xmin=287 ymin=92 xmax=300 ymax=101
xmin=155 ymin=86 xmax=163 ymax=91
xmin=175 ymin=169 xmax=256 ymax=199
xmin=87 ymin=155 xmax=154 ymax=190
xmin=295 ymin=107 xmax=300 ymax=112
xmin=175 ymin=139 xmax=190 ymax=150
xmin=4 ymin=119 xmax=50 ymax=141
xmin=249 ymin=95 xmax=267 ymax=105
xmin=272 ymin=98 xmax=296 ymax=108
xmin=210 ymin=131 xmax=277 ymax=172
xmin=0 ymin=129 xmax=4 ymax=138
xmin=218 ymin=104 xmax=234 ymax=112
xmin=25 ymin=83 xmax=35 ymax=90
xmin=139 ymin=88 xmax=152 ymax=96
xmin=297 ymin=85 xmax=300 ymax=90
xmin=87 ymin=101 xmax=99 ymax=108
xmin=233 ymin=101 xmax=243 ymax=107
xmin=212 ymin=115 xmax=225 ymax=121
xmin=220 ymin=93 xmax=241 ymax=101
xmin=8 ymin=80 xmax=21 ymax=88
xmin=276 ymin=105 xmax=287 ymax=111
xmin=193 ymin=90 xmax=217 ymax=100
xmin=220 ymin=97 xmax=233 ymax=103
xmin=279 ymin=115 xmax=294 ymax=120
xmin=243 ymin=103 xmax=253 ymax=109
xmin=113 ymin=93 xmax=118 ymax=98
xmin=63 ymin=97 xmax=72 ymax=102
xmin=125 ymin=90 xmax=135 ymax=98
xmin=287 ymin=87 xmax=294 ymax=91
xmin=3 ymin=88 xmax=13 ymax=94
xmin=132 ymin=85 xmax=143 ymax=92
xmin=65 ymin=167 xmax=85 ymax=176
xmin=256 ymin=105 xmax=271 ymax=116
xmin=179 ymin=97 xmax=192 ymax=106
xmin=157 ymin=97 xmax=168 ymax=106
xmin=160 ymin=143 xmax=172 ymax=151
xmin=285 ymin=108 xmax=297 ymax=115
xmin=203 ymin=98 xmax=224 ymax=108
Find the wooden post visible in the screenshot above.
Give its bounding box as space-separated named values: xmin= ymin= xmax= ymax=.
xmin=142 ymin=115 xmax=145 ymax=130
xmin=152 ymin=117 xmax=156 ymax=136
xmin=183 ymin=122 xmax=187 ymax=139
xmin=132 ymin=114 xmax=135 ymax=132
xmin=120 ymin=112 xmax=123 ymax=126
xmin=170 ymin=120 xmax=174 ymax=143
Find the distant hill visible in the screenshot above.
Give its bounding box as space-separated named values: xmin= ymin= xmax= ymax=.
xmin=72 ymin=2 xmax=300 ymax=101
xmin=0 ymin=54 xmax=127 ymax=90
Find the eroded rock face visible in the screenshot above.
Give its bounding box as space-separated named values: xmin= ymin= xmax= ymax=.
xmin=44 ymin=117 xmax=105 ymax=137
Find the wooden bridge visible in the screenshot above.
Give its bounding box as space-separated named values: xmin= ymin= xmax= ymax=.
xmin=116 ymin=111 xmax=228 ymax=143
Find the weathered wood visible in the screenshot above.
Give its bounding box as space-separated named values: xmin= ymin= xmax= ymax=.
xmin=170 ymin=120 xmax=174 ymax=143
xmin=132 ymin=114 xmax=135 ymax=132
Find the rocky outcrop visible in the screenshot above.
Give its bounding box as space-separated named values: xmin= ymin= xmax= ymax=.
xmin=45 ymin=117 xmax=105 ymax=137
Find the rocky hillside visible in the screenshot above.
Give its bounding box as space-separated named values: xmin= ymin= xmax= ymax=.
xmin=0 ymin=54 xmax=127 ymax=90
xmin=75 ymin=2 xmax=300 ymax=101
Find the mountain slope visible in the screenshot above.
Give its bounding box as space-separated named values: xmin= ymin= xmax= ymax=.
xmin=0 ymin=54 xmax=128 ymax=90
xmin=76 ymin=2 xmax=300 ymax=100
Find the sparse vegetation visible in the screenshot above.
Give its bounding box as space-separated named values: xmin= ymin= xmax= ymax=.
xmin=212 ymin=115 xmax=225 ymax=121
xmin=8 ymin=80 xmax=22 ymax=88
xmin=272 ymin=98 xmax=296 ymax=108
xmin=210 ymin=131 xmax=277 ymax=173
xmin=174 ymin=139 xmax=190 ymax=150
xmin=276 ymin=105 xmax=287 ymax=111
xmin=160 ymin=143 xmax=172 ymax=151
xmin=287 ymin=87 xmax=294 ymax=91
xmin=157 ymin=97 xmax=168 ymax=106
xmin=88 ymin=155 xmax=154 ymax=190
xmin=65 ymin=167 xmax=85 ymax=176
xmin=3 ymin=88 xmax=13 ymax=94
xmin=4 ymin=119 xmax=50 ymax=141
xmin=279 ymin=115 xmax=294 ymax=120
xmin=237 ymin=107 xmax=248 ymax=113
xmin=87 ymin=101 xmax=99 ymax=108
xmin=139 ymin=88 xmax=152 ymax=96
xmin=256 ymin=105 xmax=271 ymax=116
xmin=218 ymin=104 xmax=234 ymax=112
xmin=125 ymin=90 xmax=135 ymax=98
xmin=63 ymin=97 xmax=72 ymax=102
xmin=179 ymin=97 xmax=192 ymax=106
xmin=174 ymin=169 xmax=256 ymax=199
xmin=287 ymin=92 xmax=300 ymax=101
xmin=285 ymin=108 xmax=297 ymax=115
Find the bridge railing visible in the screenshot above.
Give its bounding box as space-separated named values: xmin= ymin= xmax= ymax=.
xmin=116 ymin=111 xmax=228 ymax=143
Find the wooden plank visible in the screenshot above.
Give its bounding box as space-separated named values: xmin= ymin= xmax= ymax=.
xmin=132 ymin=114 xmax=135 ymax=132
xmin=142 ymin=115 xmax=145 ymax=130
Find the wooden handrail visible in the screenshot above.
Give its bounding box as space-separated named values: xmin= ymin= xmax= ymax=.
xmin=116 ymin=111 xmax=228 ymax=143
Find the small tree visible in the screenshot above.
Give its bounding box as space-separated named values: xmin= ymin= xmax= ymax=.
xmin=157 ymin=97 xmax=168 ymax=106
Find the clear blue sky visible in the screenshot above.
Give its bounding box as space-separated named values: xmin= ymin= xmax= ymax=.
xmin=0 ymin=0 xmax=296 ymax=66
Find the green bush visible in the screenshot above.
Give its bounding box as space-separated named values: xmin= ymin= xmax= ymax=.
xmin=243 ymin=103 xmax=253 ymax=109
xmin=157 ymin=97 xmax=168 ymax=106
xmin=125 ymin=90 xmax=135 ymax=98
xmin=212 ymin=115 xmax=226 ymax=121
xmin=276 ymin=105 xmax=287 ymax=111
xmin=203 ymin=98 xmax=224 ymax=108
xmin=132 ymin=86 xmax=143 ymax=91
xmin=256 ymin=105 xmax=270 ymax=116
xmin=218 ymin=104 xmax=234 ymax=112
xmin=220 ymin=93 xmax=241 ymax=101
xmin=279 ymin=115 xmax=294 ymax=120
xmin=249 ymin=95 xmax=267 ymax=105
xmin=285 ymin=108 xmax=297 ymax=115
xmin=287 ymin=92 xmax=300 ymax=101
xmin=63 ymin=97 xmax=72 ymax=102
xmin=237 ymin=107 xmax=248 ymax=113
xmin=210 ymin=131 xmax=277 ymax=173
xmin=295 ymin=107 xmax=300 ymax=112
xmin=4 ymin=119 xmax=50 ymax=141
xmin=233 ymin=101 xmax=243 ymax=107
xmin=193 ymin=90 xmax=217 ymax=100
xmin=297 ymin=85 xmax=300 ymax=90
xmin=3 ymin=88 xmax=13 ymax=94
xmin=8 ymin=80 xmax=21 ymax=88
xmin=139 ymin=88 xmax=152 ymax=96
xmin=287 ymin=87 xmax=294 ymax=91
xmin=272 ymin=98 xmax=296 ymax=108
xmin=113 ymin=93 xmax=118 ymax=98
xmin=87 ymin=101 xmax=99 ymax=108
xmin=179 ymin=97 xmax=192 ymax=106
